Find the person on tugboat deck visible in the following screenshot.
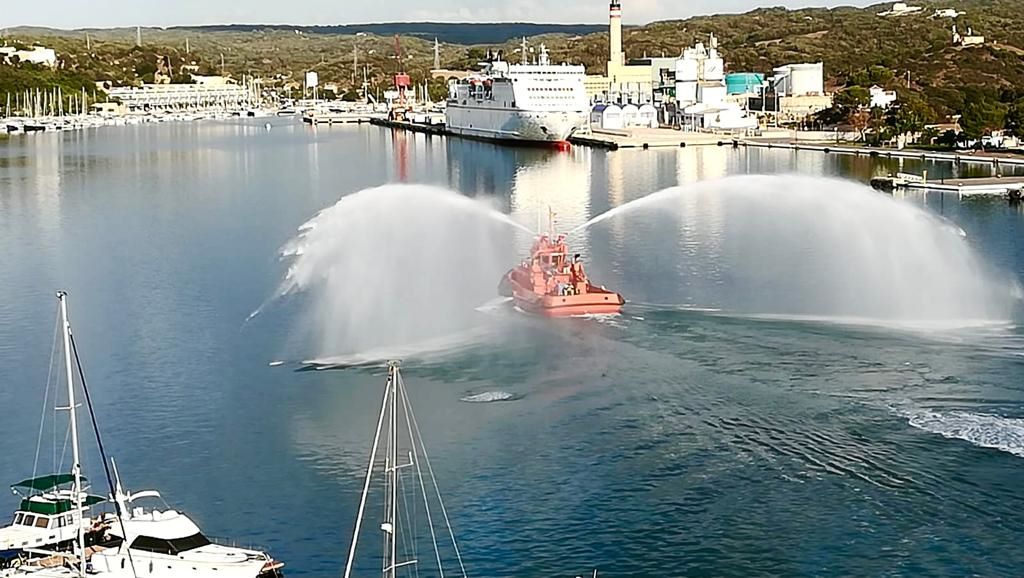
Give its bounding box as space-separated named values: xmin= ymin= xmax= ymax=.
xmin=571 ymin=253 xmax=588 ymax=293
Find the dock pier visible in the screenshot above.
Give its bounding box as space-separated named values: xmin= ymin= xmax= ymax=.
xmin=569 ymin=128 xmax=732 ymax=150
xmin=740 ymin=140 xmax=1024 ymax=167
xmin=870 ymin=173 xmax=1024 ymax=198
xmin=369 ymin=117 xmax=448 ymax=136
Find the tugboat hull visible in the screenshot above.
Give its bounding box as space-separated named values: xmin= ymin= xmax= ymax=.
xmin=501 ymin=270 xmax=625 ymax=317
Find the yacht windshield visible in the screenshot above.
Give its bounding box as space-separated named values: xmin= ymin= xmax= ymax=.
xmin=130 ymin=533 xmax=211 ymax=555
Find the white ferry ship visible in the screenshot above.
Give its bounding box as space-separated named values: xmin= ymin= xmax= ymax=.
xmin=445 ymin=44 xmax=588 ymax=145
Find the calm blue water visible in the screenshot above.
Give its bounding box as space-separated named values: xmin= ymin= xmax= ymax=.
xmin=1 ymin=120 xmax=1023 ymax=577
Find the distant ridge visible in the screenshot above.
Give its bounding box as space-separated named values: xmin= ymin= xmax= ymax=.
xmin=167 ymin=22 xmax=607 ymax=45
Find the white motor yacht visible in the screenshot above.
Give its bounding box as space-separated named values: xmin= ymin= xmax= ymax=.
xmin=1 ymin=293 xmax=284 ymax=578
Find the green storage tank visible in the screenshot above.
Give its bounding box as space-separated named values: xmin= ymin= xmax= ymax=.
xmin=725 ymin=73 xmax=764 ymax=95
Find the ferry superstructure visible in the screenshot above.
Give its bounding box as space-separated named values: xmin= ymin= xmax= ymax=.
xmin=445 ymin=45 xmax=589 ymax=145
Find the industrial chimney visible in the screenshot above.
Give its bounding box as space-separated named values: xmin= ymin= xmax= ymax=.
xmin=609 ymin=0 xmax=623 ymax=68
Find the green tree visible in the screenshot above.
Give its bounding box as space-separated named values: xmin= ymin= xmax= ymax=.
xmin=960 ymin=99 xmax=1007 ymax=140
xmin=849 ymin=109 xmax=871 ymax=141
xmin=850 ymin=65 xmax=895 ymax=88
xmin=1005 ymin=99 xmax=1024 ymax=137
xmin=816 ymin=86 xmax=870 ymax=127
xmin=919 ymin=126 xmax=939 ymax=145
xmin=936 ymin=130 xmax=960 ymax=149
xmin=867 ymin=107 xmax=887 ymax=145
xmin=885 ymin=94 xmax=932 ymax=138
xmin=836 ymin=86 xmax=870 ymax=109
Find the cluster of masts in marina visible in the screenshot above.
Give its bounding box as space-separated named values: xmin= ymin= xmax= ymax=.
xmin=5 ymin=87 xmax=95 ymax=119
xmin=3 ymin=88 xmax=106 ymax=133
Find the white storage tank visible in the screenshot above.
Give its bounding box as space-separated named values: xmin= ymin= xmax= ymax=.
xmin=676 ymin=81 xmax=698 ymax=106
xmin=638 ymin=104 xmax=658 ymax=128
xmin=676 ymin=58 xmax=699 ymax=82
xmin=702 ymin=57 xmax=725 ymax=81
xmin=773 ymin=63 xmax=824 ymax=96
xmin=789 ymin=62 xmax=824 ymax=96
xmin=591 ymin=104 xmax=623 ymax=130
xmin=620 ymin=103 xmax=640 ymax=127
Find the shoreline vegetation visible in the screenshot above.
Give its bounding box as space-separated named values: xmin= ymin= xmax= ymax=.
xmin=1 ymin=0 xmax=1021 ymax=143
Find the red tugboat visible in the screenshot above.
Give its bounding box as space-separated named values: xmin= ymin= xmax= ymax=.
xmin=499 ymin=232 xmax=625 ymax=317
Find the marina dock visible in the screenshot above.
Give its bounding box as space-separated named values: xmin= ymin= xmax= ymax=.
xmin=741 ymin=140 xmax=1024 ymax=167
xmin=569 ymin=128 xmax=732 ymax=150
xmin=871 ymin=173 xmax=1024 ymax=198
xmin=369 ymin=117 xmax=448 ymax=136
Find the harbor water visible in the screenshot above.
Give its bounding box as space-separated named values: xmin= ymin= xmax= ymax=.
xmin=1 ymin=118 xmax=1023 ymax=577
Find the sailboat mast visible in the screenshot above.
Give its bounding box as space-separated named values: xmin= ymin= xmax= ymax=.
xmin=58 ymin=291 xmax=87 ymax=577
xmin=342 ymin=365 xmax=393 ymax=578
xmin=387 ymin=364 xmax=399 ymax=578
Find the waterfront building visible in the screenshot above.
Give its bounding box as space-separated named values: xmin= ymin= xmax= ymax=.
xmin=91 ymin=102 xmax=127 ymax=116
xmin=106 ymin=78 xmax=259 ymax=113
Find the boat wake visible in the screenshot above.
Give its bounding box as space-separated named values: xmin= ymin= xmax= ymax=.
xmin=724 ymin=312 xmax=1017 ymax=334
xmin=904 ymin=409 xmax=1024 ymax=458
xmin=628 ymin=302 xmax=1019 ymax=340
xmin=474 ymin=296 xmax=514 ymax=314
xmin=459 ymin=391 xmax=522 ymax=403
xmin=301 ymin=327 xmax=495 ymax=370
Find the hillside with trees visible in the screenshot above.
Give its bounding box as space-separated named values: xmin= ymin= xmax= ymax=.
xmin=534 ymin=0 xmax=1023 ymax=132
xmin=3 ymin=0 xmax=1023 ymax=134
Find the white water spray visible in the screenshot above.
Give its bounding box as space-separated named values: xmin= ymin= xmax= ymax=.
xmin=274 ymin=184 xmax=529 ymax=357
xmin=578 ymin=175 xmax=1021 ymax=324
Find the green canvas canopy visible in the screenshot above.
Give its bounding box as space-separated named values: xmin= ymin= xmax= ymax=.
xmin=12 ymin=474 xmax=89 ymax=492
xmin=19 ymin=495 xmax=106 ymax=515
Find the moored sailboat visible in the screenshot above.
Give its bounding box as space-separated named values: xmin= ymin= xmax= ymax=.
xmin=343 ymin=361 xmax=467 ymax=578
xmin=0 ymin=292 xmax=107 ymax=571
xmin=2 ymin=292 xmax=284 ymax=578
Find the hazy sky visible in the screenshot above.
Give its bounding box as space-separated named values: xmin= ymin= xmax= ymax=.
xmin=4 ymin=0 xmax=875 ymax=29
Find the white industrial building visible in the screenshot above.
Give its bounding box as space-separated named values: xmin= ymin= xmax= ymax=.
xmin=772 ymin=63 xmax=825 ymax=97
xmin=675 ymin=35 xmax=756 ymax=132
